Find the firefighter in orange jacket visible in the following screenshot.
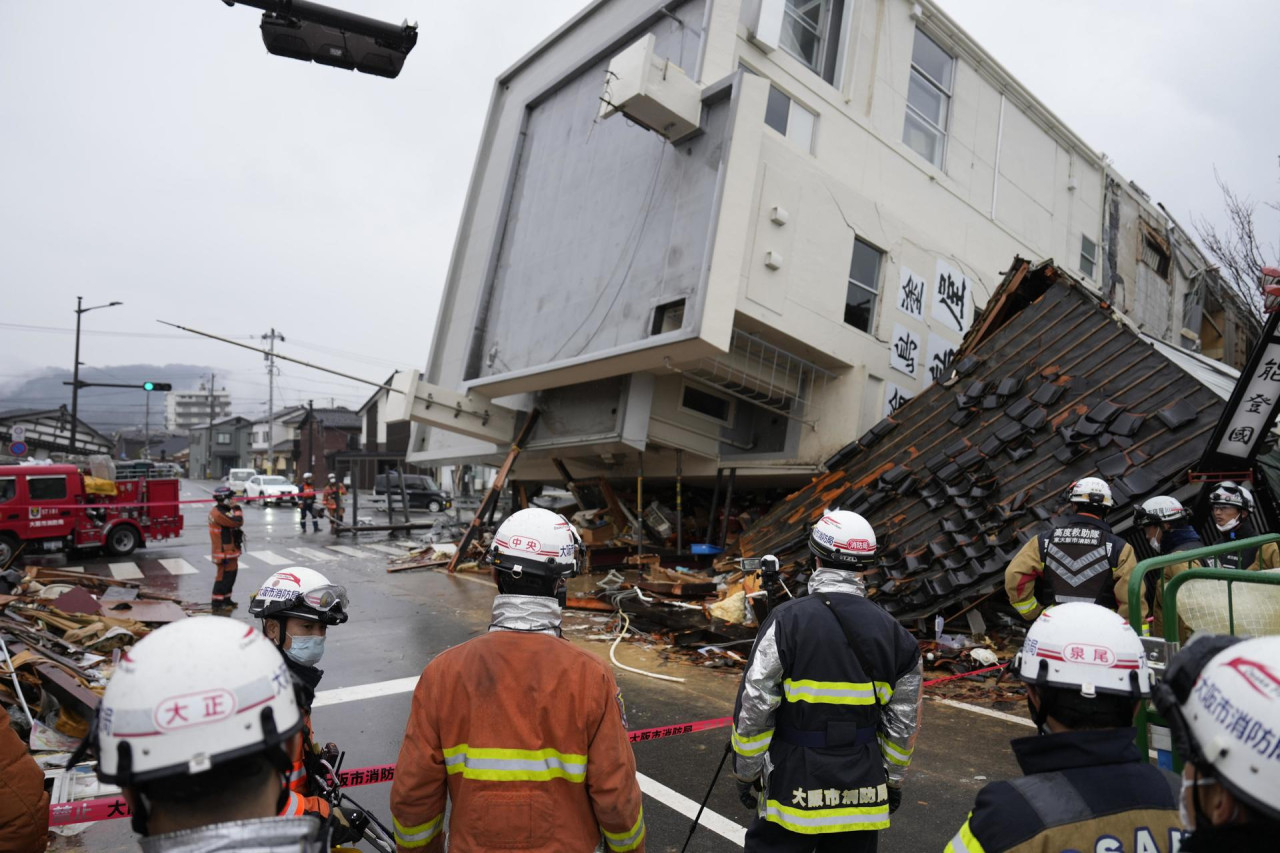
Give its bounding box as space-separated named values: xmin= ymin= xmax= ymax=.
xmin=322 ymin=473 xmax=346 ymax=533
xmin=391 ymin=508 xmax=646 ymax=853
xmin=297 ymin=472 xmax=320 ymax=533
xmin=208 ymin=486 xmax=244 ymax=612
xmin=249 ymin=567 xmax=356 ymax=834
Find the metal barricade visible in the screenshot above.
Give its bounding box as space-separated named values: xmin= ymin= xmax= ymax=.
xmin=1126 ymin=533 xmax=1280 ymax=761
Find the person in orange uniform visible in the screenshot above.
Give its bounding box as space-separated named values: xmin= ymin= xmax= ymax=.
xmin=297 ymin=472 xmax=320 ymax=533
xmin=322 ymin=474 xmax=346 ymax=533
xmin=208 ymin=485 xmax=244 ymax=612
xmin=249 ymin=567 xmax=355 ymax=832
xmin=391 ymin=507 xmax=645 ymax=853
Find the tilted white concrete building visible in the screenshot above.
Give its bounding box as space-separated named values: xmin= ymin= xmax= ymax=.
xmin=406 ymin=0 xmax=1253 ymax=487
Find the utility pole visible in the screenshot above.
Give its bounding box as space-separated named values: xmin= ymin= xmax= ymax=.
xmin=207 ymin=373 xmax=216 ymax=479
xmin=144 ymin=389 xmax=151 ymax=459
xmin=69 ymin=296 xmax=122 ymax=453
xmin=262 ymin=328 xmax=285 ymax=473
xmin=308 ymin=399 xmax=316 ymax=472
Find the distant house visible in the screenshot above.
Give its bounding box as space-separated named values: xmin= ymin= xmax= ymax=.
xmin=250 ymin=405 xmax=307 ymax=476
xmin=0 ymin=406 xmax=113 ymax=461
xmin=296 ymin=408 xmax=361 ymax=484
xmin=188 ymin=416 xmax=254 ymax=479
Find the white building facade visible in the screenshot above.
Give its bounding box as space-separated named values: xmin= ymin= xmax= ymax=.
xmin=164 ymin=385 xmax=232 ymax=434
xmin=407 ymin=0 xmax=1247 ymax=486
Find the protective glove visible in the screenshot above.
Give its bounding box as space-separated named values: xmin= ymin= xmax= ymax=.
xmin=736 ymin=778 xmax=761 ymax=811
xmin=887 ymin=785 xmax=903 ymax=814
xmin=330 ymin=806 xmax=370 ymax=845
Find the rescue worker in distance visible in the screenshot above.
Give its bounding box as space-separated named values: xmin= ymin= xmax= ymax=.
xmin=1134 ymin=495 xmax=1203 ymax=638
xmin=322 ymin=473 xmax=346 ymax=533
xmin=1004 ymin=477 xmax=1139 ymax=621
xmin=1207 ymin=481 xmax=1280 ymax=571
xmin=1153 ymin=634 xmax=1280 ymax=850
xmin=297 ymin=472 xmax=320 ymax=533
xmin=249 ymin=567 xmax=352 ymax=829
xmin=944 ymin=603 xmax=1184 ymax=853
xmin=81 ymin=615 xmax=329 ymax=852
xmin=391 ymin=507 xmax=645 ymax=853
xmin=208 ymin=485 xmax=244 ymax=612
xmin=731 ymin=509 xmax=922 ymax=852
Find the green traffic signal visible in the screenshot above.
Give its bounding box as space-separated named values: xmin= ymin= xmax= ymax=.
xmin=143 ymin=382 xmax=155 ymax=391
xmin=141 ymin=382 xmax=172 ymax=392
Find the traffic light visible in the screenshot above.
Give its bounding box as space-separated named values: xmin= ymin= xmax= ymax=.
xmin=142 ymin=382 xmax=173 ymax=392
xmin=224 ymin=1 xmax=418 ymax=79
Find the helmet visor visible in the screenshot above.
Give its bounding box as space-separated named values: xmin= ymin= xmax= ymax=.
xmin=302 ymin=584 xmax=349 ymax=614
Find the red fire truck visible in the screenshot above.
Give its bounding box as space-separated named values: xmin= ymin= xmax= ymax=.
xmin=0 ymin=465 xmax=184 ymax=565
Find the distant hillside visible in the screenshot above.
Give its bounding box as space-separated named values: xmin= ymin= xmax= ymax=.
xmin=0 ymin=364 xmax=220 ymax=433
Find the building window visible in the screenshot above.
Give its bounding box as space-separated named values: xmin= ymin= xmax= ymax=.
xmin=780 ymin=0 xmax=846 ymax=85
xmin=1080 ymin=235 xmax=1098 ymax=279
xmin=902 ymin=28 xmax=953 ymax=168
xmin=844 ymin=238 xmax=883 ymax=333
xmin=680 ymin=384 xmax=734 ymax=425
xmin=27 ymin=476 xmax=67 ymax=502
xmin=1142 ymin=235 xmax=1171 ymax=280
xmin=764 ymin=85 xmax=817 ymax=152
xmin=216 ymin=432 xmax=231 ymax=446
xmin=651 ymin=299 xmax=687 ymax=335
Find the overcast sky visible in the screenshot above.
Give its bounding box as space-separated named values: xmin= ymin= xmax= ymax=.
xmin=2 ymin=0 xmax=1276 ymax=418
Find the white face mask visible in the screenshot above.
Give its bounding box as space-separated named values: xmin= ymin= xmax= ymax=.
xmin=1179 ymin=770 xmax=1217 ymax=830
xmin=285 ymin=634 xmax=325 ymax=667
xmin=1214 ymin=517 xmax=1240 ymax=533
xmin=1148 ymin=536 xmax=1161 ymax=551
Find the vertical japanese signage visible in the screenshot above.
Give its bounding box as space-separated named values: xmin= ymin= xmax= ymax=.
xmin=932 ymin=260 xmax=972 ymax=335
xmin=1211 ymin=320 xmax=1280 ymax=462
xmin=897 ymin=267 xmax=925 ymax=319
xmin=890 ymin=324 xmax=920 ymax=378
xmin=884 ymin=383 xmax=913 ymax=417
xmin=927 ymin=332 xmax=958 ymax=386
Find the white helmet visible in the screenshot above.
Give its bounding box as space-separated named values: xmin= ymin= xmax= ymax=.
xmin=1014 ymin=602 xmax=1153 ymax=699
xmin=248 ymin=566 xmax=349 ymax=625
xmin=93 ymin=616 xmax=301 ymax=787
xmin=303 ymin=472 xmax=313 ymax=479
xmin=808 ymin=509 xmax=877 ymax=567
xmin=1067 ymin=476 xmax=1114 ymax=509
xmin=1209 ymin=481 xmax=1252 ymax=532
xmin=1134 ymin=495 xmax=1191 ymax=527
xmin=1154 ymin=635 xmax=1280 ymax=821
xmin=327 ymin=473 xmax=336 ymax=481
xmin=488 ymin=507 xmax=583 ymax=579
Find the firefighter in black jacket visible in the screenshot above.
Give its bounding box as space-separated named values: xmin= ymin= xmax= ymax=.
xmin=944 ymin=602 xmax=1184 ymax=852
xmin=731 ymin=509 xmax=922 ymax=852
xmin=1207 ymin=481 xmax=1280 ymax=571
xmin=1004 ymin=476 xmax=1140 ymax=621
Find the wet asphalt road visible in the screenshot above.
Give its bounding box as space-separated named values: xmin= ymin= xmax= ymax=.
xmin=42 ymin=480 xmax=1026 ymax=852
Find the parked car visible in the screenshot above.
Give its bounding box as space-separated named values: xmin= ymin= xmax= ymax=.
xmin=223 ymin=468 xmax=258 ymax=495
xmin=244 ymin=474 xmax=299 ymax=506
xmin=374 ymin=473 xmax=453 ymax=512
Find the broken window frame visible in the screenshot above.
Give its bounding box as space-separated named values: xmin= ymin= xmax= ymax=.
xmin=778 ymin=0 xmax=846 ymax=85
xmin=844 ymin=237 xmax=884 ymax=334
xmin=903 ymin=27 xmax=953 ymax=169
xmin=1080 ymin=234 xmax=1098 ymax=280
xmin=679 ymin=381 xmax=735 ymax=426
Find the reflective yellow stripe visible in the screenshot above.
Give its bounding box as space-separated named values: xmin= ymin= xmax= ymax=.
xmin=782 ymin=679 xmax=893 ymax=705
xmin=878 ymin=734 xmax=913 ymax=767
xmin=1011 ymin=596 xmax=1040 ymax=615
xmin=601 ymin=807 xmax=646 ymax=852
xmin=944 ymin=816 xmax=985 ymax=853
xmin=441 ymin=744 xmax=587 ymax=783
xmin=731 ymin=725 xmax=774 ymax=757
xmin=763 ymin=799 xmax=889 ymax=833
xmin=393 ymin=813 xmax=443 ymax=848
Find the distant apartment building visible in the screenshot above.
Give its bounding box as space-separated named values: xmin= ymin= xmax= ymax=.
xmin=164 ymin=383 xmax=232 ymax=433
xmin=406 ymin=0 xmax=1255 ymax=486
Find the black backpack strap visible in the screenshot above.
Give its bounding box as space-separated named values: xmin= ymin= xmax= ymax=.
xmin=820 ymin=597 xmax=884 ymax=708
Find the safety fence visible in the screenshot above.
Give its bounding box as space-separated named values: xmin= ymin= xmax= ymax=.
xmin=1126 ymin=533 xmax=1280 ymax=762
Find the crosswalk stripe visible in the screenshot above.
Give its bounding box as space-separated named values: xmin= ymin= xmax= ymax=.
xmin=158 ymin=558 xmax=199 ymax=576
xmin=326 ymin=545 xmax=369 ymax=558
xmin=251 ymin=551 xmax=294 ymax=566
xmin=288 ymin=547 xmax=338 ymax=562
xmin=364 ymin=544 xmax=411 ymax=556
xmin=109 ymin=562 xmax=144 ymax=580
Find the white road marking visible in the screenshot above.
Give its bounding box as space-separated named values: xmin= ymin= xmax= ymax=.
xmin=326 ymin=545 xmax=370 ymax=558
xmin=364 ymin=543 xmax=412 ymax=556
xmin=929 ymin=697 xmax=1035 ymax=728
xmin=313 ymin=676 xmax=421 ymax=709
xmin=109 ymin=561 xmax=144 ymax=580
xmin=636 ymin=773 xmax=746 ymax=846
xmin=288 ymin=547 xmax=338 ymax=562
xmin=251 ymin=551 xmax=294 ymax=566
xmin=158 ymin=558 xmax=199 ymax=576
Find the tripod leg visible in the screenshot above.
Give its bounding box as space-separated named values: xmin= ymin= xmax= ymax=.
xmin=680 ymin=741 xmax=732 ymax=853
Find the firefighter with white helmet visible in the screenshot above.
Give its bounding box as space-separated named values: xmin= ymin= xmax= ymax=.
xmin=731 ymin=509 xmax=922 ymax=852
xmin=391 ymin=507 xmax=646 ymax=852
xmin=1004 ymin=476 xmax=1139 ymax=621
xmin=1208 ymin=481 xmax=1280 ymax=572
xmin=1153 ymin=635 xmax=1280 ymax=849
xmin=249 ymin=567 xmax=350 ymax=823
xmin=83 ymin=616 xmax=328 ymax=851
xmin=1135 ymin=495 xmax=1204 ymax=638
xmin=945 ymin=603 xmax=1183 ymax=852
xmin=296 ymin=472 xmax=320 ymax=533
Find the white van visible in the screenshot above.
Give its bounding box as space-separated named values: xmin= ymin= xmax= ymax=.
xmin=224 ymin=468 xmax=258 ymax=495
